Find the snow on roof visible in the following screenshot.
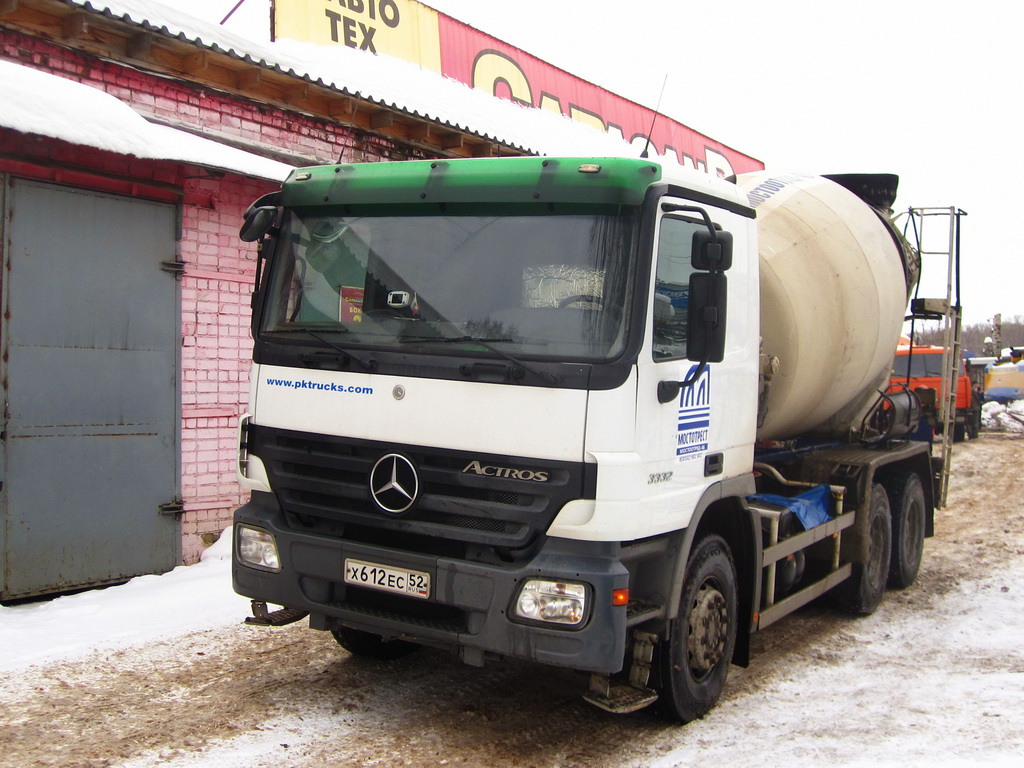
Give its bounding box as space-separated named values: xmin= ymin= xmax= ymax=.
xmin=63 ymin=0 xmax=639 ymax=160
xmin=0 ymin=1 xmax=673 ymax=186
xmin=0 ymin=58 xmax=293 ymax=181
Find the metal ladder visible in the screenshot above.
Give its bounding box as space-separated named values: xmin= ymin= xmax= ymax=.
xmin=897 ymin=206 xmax=966 ymax=507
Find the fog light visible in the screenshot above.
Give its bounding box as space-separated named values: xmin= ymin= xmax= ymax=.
xmin=237 ymin=526 xmax=281 ymax=572
xmin=514 ymin=580 xmax=587 ymax=626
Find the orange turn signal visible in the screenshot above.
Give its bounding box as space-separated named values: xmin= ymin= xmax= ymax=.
xmin=612 ymin=588 xmax=630 ymax=606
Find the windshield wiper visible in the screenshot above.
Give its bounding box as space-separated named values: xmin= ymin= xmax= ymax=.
xmin=291 ymin=328 xmax=377 ymax=372
xmin=402 ymin=334 xmax=560 ymax=386
xmin=399 ymin=336 xmax=515 ymax=344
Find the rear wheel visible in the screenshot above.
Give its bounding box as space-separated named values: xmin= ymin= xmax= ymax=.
xmin=331 ymin=626 xmax=420 ymax=660
xmin=657 ymin=535 xmax=738 ymax=723
xmin=887 ymin=472 xmax=926 ymax=589
xmin=836 ymin=483 xmax=891 ymax=615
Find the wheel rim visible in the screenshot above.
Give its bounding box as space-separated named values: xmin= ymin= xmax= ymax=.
xmin=687 ymin=580 xmax=728 ymax=679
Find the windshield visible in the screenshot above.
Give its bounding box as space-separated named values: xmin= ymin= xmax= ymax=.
xmin=261 ymin=211 xmax=638 ymax=363
xmin=892 ymin=353 xmax=945 ymax=378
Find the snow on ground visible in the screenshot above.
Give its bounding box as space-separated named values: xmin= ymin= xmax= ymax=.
xmin=0 ymin=528 xmax=250 ymax=672
xmin=982 ymin=400 xmax=1024 ymax=432
xmin=3 ymin=516 xmax=1024 ymax=766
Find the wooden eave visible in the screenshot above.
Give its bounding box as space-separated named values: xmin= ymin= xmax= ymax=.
xmin=0 ymin=0 xmax=526 ymax=160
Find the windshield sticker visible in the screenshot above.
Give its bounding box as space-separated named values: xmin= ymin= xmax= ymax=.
xmin=677 ymin=364 xmax=710 ymax=462
xmin=339 ymin=286 xmax=365 ymax=322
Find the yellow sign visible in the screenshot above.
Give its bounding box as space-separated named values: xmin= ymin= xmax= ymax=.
xmin=273 ymin=0 xmax=442 ymax=72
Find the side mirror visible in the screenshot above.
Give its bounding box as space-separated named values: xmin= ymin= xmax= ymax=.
xmin=691 ymin=229 xmax=733 ymax=271
xmin=240 ymin=206 xmax=278 ymax=242
xmin=687 ymin=272 xmax=728 ymax=363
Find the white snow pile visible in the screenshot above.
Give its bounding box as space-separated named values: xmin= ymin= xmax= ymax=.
xmin=982 ymin=400 xmax=1024 ymax=432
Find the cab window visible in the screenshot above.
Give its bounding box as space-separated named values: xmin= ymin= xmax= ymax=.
xmin=652 ymin=216 xmax=703 ymax=360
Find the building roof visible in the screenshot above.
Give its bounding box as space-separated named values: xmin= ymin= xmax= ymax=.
xmin=0 ymin=57 xmax=294 ymax=181
xmin=53 ymin=0 xmax=635 ymax=161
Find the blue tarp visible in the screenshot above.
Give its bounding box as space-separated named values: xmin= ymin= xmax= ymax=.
xmin=749 ymin=484 xmax=833 ymax=530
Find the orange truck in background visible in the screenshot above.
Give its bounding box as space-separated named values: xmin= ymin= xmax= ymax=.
xmin=890 ymin=344 xmax=981 ymax=440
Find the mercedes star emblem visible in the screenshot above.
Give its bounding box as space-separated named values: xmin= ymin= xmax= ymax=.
xmin=369 ymin=453 xmax=420 ymax=515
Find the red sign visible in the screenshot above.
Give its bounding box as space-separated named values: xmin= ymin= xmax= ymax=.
xmin=273 ymin=1 xmax=762 ymax=176
xmin=435 ymin=16 xmax=762 ymax=177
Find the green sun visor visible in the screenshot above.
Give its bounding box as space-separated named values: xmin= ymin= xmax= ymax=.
xmin=280 ymin=156 xmax=662 ymax=213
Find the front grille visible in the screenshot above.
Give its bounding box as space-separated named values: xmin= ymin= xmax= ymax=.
xmin=331 ymin=588 xmax=467 ymax=633
xmin=416 ymin=509 xmax=515 ymax=534
xmin=249 ymin=424 xmax=590 ymax=550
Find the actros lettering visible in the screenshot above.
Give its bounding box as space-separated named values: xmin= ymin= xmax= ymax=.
xmin=462 ymin=460 xmax=549 ymax=482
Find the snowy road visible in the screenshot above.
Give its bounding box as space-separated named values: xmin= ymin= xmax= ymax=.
xmin=2 ymin=435 xmax=1023 ymax=767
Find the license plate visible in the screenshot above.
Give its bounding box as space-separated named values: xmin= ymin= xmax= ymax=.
xmin=344 ymin=558 xmax=431 ymax=599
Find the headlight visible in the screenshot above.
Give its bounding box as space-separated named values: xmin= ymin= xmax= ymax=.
xmin=513 ymin=580 xmax=588 ymax=626
xmin=237 ymin=526 xmax=281 ymax=572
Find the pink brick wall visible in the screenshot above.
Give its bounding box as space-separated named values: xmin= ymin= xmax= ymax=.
xmin=1 ymin=29 xmax=436 ymax=564
xmin=178 ymin=175 xmax=267 ymax=564
xmin=1 ymin=31 xmax=416 ymax=166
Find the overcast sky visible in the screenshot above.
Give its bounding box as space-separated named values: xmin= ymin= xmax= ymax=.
xmin=179 ymin=0 xmax=1021 ymax=328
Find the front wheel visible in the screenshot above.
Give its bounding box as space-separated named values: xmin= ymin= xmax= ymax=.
xmin=657 ymin=535 xmax=738 ymax=723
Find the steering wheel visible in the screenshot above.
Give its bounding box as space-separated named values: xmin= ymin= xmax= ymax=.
xmin=558 ymin=294 xmax=603 ymax=309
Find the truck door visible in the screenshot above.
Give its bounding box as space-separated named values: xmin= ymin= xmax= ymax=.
xmin=631 ymin=196 xmax=754 ymax=536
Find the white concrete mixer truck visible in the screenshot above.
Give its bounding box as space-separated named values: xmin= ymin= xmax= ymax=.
xmin=231 ymin=157 xmax=934 ymax=723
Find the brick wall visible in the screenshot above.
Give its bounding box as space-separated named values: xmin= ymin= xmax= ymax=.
xmin=178 ymin=174 xmax=269 ymax=563
xmin=1 ymin=28 xmax=436 ymax=564
xmin=1 ymin=30 xmax=416 ymax=166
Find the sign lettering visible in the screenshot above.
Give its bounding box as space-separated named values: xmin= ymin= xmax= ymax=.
xmin=272 ymin=0 xmax=763 ymax=175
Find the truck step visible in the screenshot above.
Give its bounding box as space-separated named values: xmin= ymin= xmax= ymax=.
xmin=625 ymin=600 xmax=662 ymax=626
xmin=583 ymin=680 xmax=659 ymax=714
xmin=244 ymin=601 xmax=309 ymax=627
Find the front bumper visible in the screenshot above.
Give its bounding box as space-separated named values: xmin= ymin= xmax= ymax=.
xmin=232 ymin=492 xmax=630 ymax=673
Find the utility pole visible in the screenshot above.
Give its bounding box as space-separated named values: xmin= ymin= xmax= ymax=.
xmin=992 ymin=313 xmax=1003 ymax=358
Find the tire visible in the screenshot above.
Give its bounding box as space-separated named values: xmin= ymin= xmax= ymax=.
xmin=836 ymin=483 xmax=892 ymax=615
xmin=657 ymin=535 xmax=738 ymax=723
xmin=953 ymin=422 xmax=966 ymax=442
xmin=886 ymin=472 xmax=927 ymax=589
xmin=331 ymin=626 xmax=420 ymax=660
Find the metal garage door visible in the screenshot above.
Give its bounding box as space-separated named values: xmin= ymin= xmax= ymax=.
xmin=1 ymin=178 xmax=180 ymax=600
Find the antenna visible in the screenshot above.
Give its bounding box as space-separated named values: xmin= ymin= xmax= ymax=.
xmin=640 ymin=75 xmax=668 ymax=159
xmin=221 ymin=0 xmax=248 ymax=25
